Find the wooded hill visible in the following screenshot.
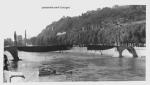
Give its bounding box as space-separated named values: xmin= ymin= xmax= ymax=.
xmin=29 ymin=5 xmax=146 ymax=46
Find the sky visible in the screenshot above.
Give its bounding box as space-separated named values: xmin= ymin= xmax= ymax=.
xmin=0 ymin=0 xmax=147 ymax=40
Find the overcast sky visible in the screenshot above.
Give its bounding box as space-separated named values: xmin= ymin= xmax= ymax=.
xmin=1 ymin=0 xmax=147 ymax=40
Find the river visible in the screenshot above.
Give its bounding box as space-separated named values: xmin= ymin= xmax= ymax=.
xmin=8 ymin=51 xmax=145 ymax=82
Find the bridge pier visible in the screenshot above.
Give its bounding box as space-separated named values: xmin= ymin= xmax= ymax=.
xmin=4 ymin=46 xmax=20 ymax=61
xmin=116 ymin=46 xmax=138 ymax=58
xmin=127 ymin=47 xmax=138 ymax=58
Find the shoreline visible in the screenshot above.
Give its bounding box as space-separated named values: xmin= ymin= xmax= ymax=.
xmin=18 ymin=47 xmax=146 ymax=58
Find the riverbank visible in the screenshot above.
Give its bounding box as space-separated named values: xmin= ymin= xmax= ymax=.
xmin=59 ymin=47 xmax=146 ymax=58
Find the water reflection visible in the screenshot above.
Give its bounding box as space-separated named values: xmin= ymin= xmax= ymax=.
xmin=118 ymin=58 xmax=123 ymax=67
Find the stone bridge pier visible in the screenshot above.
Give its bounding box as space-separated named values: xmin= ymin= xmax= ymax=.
xmin=116 ymin=46 xmax=138 ymax=58
xmin=4 ymin=46 xmax=20 ymax=61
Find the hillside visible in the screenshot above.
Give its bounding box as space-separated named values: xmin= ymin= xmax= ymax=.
xmin=29 ymin=5 xmax=146 ymax=46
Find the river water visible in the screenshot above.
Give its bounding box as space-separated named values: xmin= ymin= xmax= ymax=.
xmin=8 ymin=51 xmax=145 ymax=82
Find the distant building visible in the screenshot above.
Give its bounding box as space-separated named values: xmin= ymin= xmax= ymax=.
xmin=4 ymin=38 xmax=13 ymax=47
xmin=17 ymin=35 xmax=22 ymax=41
xmin=56 ymin=32 xmax=66 ymax=36
xmin=17 ymin=35 xmax=24 ymax=46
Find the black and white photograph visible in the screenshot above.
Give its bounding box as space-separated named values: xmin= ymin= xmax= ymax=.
xmin=1 ymin=0 xmax=148 ymax=84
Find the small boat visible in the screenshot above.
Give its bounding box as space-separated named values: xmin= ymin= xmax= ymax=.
xmin=39 ymin=66 xmax=56 ymax=76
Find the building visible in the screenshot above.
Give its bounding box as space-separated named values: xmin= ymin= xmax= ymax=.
xmin=4 ymin=38 xmax=13 ymax=47
xmin=17 ymin=35 xmax=24 ymax=46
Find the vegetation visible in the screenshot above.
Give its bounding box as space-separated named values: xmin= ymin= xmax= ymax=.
xmin=6 ymin=5 xmax=146 ymax=47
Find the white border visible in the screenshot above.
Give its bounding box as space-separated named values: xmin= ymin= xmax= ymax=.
xmin=0 ymin=0 xmax=149 ymax=85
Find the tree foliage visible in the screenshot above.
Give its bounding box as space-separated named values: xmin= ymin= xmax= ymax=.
xmin=28 ymin=5 xmax=146 ymax=46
